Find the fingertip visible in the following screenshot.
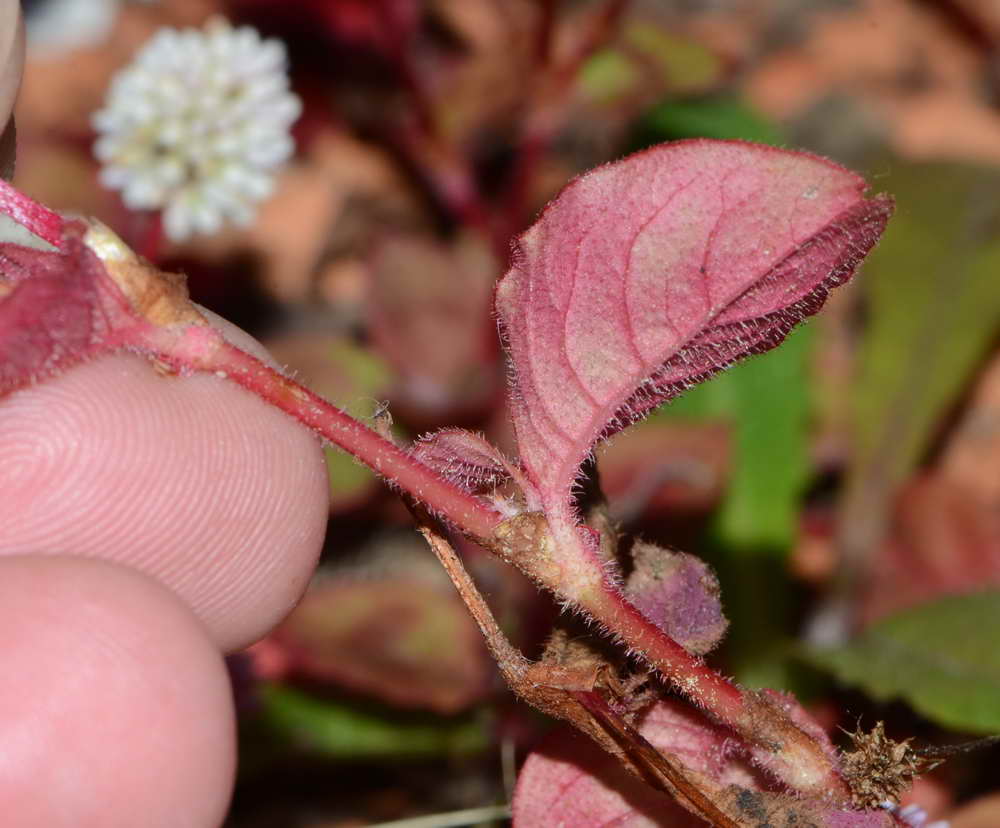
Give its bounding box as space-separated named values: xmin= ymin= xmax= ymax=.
xmin=0 ymin=343 xmax=329 ymax=650
xmin=0 ymin=555 xmax=236 ymax=827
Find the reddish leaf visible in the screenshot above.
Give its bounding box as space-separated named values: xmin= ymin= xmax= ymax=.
xmin=513 ymin=696 xmax=899 ymax=827
xmin=626 ymin=540 xmax=727 ymax=656
xmin=861 ymin=474 xmax=1000 ymax=625
xmin=495 ymin=139 xmax=891 ymax=517
xmin=0 ymin=227 xmax=135 ymax=396
xmin=512 ymin=726 xmax=706 ymax=828
xmin=411 ymin=428 xmax=513 ymax=494
xmin=860 ymin=350 xmax=1000 ymax=625
xmin=271 ymin=574 xmax=493 ymax=714
xmin=367 ymin=232 xmax=498 ymax=419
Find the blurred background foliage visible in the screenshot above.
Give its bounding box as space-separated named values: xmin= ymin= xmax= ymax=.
xmin=13 ymin=0 xmax=1000 ymax=825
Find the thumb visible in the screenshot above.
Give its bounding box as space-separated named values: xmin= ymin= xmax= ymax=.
xmin=0 ymin=0 xmax=23 ymax=180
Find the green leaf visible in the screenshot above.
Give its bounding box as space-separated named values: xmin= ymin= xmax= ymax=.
xmin=637 ymin=96 xmax=783 ymax=147
xmin=258 ymin=683 xmax=489 ymax=759
xmin=621 ymin=24 xmax=722 ymax=92
xmin=658 ymin=324 xmax=813 ymax=552
xmin=851 ymin=163 xmax=1000 ymax=490
xmin=579 ymin=50 xmax=641 ymax=104
xmin=806 ymin=591 xmax=1000 ymax=733
xmin=580 ymin=25 xmax=721 ymax=104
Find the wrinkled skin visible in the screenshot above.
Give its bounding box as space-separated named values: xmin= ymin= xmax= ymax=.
xmin=0 ymin=15 xmax=329 ymax=823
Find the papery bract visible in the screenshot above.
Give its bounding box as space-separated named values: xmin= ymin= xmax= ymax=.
xmin=495 ymin=139 xmax=892 ymax=519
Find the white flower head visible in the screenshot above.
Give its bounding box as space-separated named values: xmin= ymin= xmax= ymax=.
xmin=92 ymin=17 xmax=301 ymax=241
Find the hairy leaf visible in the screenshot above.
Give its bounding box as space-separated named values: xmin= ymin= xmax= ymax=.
xmin=626 ymin=540 xmax=727 ymax=655
xmin=807 ymin=591 xmax=1000 ymax=733
xmin=411 ymin=428 xmax=513 ymax=494
xmin=495 ymin=139 xmax=891 ymax=518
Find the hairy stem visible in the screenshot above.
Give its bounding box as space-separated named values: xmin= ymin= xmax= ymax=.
xmin=418 ymin=524 xmax=740 ymax=827
xmin=143 ymin=324 xmax=504 ymax=539
xmin=579 ymin=573 xmax=848 ymax=797
xmin=497 ymin=509 xmax=849 ymax=798
xmin=0 ymin=177 xmax=64 ymax=246
xmin=142 ymin=320 xmax=847 ymax=799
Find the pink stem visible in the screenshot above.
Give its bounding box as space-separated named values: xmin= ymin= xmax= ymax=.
xmin=0 ymin=179 xmax=64 ymax=246
xmin=144 ymin=324 xmax=505 ymax=540
xmin=141 ymin=321 xmax=844 ymax=797
xmin=579 ymin=574 xmax=846 ymax=795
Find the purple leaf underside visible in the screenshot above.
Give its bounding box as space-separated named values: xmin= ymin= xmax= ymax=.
xmin=626 ymin=541 xmax=727 ymax=656
xmin=496 ymin=139 xmax=892 ymax=511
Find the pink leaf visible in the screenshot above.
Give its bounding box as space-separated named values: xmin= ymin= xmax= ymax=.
xmin=411 ymin=428 xmax=513 ymax=494
xmin=0 ymin=228 xmax=134 ymax=395
xmin=513 ymin=697 xmax=899 ymax=827
xmin=625 ymin=540 xmax=727 ymax=655
xmin=270 ymin=574 xmax=492 ymax=714
xmin=496 ymin=139 xmax=892 ymax=515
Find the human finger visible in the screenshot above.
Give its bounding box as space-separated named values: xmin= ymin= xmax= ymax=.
xmin=0 ymin=555 xmax=236 ymax=828
xmin=0 ymin=312 xmax=330 ymax=651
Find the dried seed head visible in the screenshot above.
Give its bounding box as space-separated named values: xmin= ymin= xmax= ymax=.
xmin=841 ymin=721 xmax=940 ymax=810
xmin=92 ymin=17 xmax=300 ymax=241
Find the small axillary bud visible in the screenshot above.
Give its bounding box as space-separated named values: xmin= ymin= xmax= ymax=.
xmin=82 ymin=219 xmax=206 ymax=328
xmin=489 ymin=512 xmax=552 ymax=569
